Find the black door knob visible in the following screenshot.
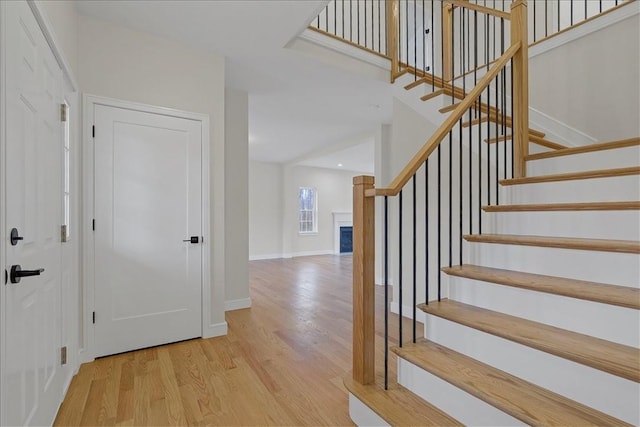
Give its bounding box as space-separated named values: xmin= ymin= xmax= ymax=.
xmin=10 ymin=228 xmax=23 ymax=246
xmin=10 ymin=265 xmax=44 ymax=284
xmin=183 ymin=236 xmax=200 ymax=244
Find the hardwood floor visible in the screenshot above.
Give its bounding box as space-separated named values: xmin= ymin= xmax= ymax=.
xmin=55 ymin=255 xmax=418 ymax=426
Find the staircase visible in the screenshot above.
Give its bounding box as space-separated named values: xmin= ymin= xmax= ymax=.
xmin=347 ymin=135 xmax=640 ymax=426
xmin=309 ymin=0 xmax=640 ymax=424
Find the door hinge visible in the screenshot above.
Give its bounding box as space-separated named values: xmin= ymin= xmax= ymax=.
xmin=92 ymin=312 xmax=96 ymax=324
xmin=92 ymin=125 xmax=95 ymax=138
xmin=61 ymin=346 xmax=67 ymax=365
xmin=61 ymin=224 xmax=68 ymax=243
xmin=92 ymin=219 xmax=95 ymax=231
xmin=60 ymin=104 xmax=67 ymax=122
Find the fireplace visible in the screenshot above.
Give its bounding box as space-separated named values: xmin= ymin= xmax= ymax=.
xmin=339 ymin=226 xmax=353 ymax=253
xmin=332 ymin=212 xmax=352 ymax=255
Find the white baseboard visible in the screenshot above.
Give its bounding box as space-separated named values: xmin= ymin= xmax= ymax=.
xmin=225 ymin=297 xmax=252 ymax=311
xmin=281 ymin=250 xmax=335 ymax=259
xmin=529 ymin=2 xmax=640 ymax=59
xmin=249 ymin=253 xmax=282 ymax=261
xmin=203 ymin=321 xmax=228 ymax=339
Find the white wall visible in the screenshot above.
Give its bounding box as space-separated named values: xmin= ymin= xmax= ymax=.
xmin=249 ymin=162 xmax=358 ymax=259
xmin=285 ymin=165 xmax=358 ymax=257
xmin=78 ymin=15 xmax=229 ymax=335
xmin=225 ymin=88 xmax=250 ymax=309
xmin=529 ymin=12 xmax=640 ymax=142
xmin=249 ymin=161 xmax=284 ymax=259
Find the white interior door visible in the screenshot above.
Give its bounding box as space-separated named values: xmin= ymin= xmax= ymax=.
xmin=93 ymin=103 xmax=203 ymax=358
xmin=3 ymin=1 xmax=65 ymax=425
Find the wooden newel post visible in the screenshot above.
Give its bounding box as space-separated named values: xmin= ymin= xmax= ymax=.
xmin=511 ymin=0 xmax=529 ymax=178
xmin=387 ymin=0 xmax=399 ymax=83
xmin=352 ymin=176 xmax=375 ymax=385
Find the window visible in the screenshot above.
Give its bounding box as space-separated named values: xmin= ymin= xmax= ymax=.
xmin=62 ymin=102 xmax=70 ymax=242
xmin=298 ymin=187 xmax=317 ymax=233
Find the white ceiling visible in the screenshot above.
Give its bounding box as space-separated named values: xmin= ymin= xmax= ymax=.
xmin=298 ymin=139 xmax=375 ymax=174
xmin=75 ymin=0 xmax=393 ymax=167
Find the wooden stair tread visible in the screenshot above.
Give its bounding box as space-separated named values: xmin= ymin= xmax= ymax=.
xmin=343 ymin=373 xmax=462 ymax=426
xmin=483 ymin=201 xmax=640 ymax=212
xmin=500 ymin=166 xmax=640 ymax=185
xmin=418 ymin=300 xmax=640 ymax=382
xmin=442 ymin=264 xmax=640 ymax=309
xmin=526 ymin=137 xmax=640 ymax=161
xmin=464 ymin=233 xmax=640 ymax=254
xmin=404 ymin=77 xmax=429 ymax=90
xmin=393 ymin=340 xmax=631 ymax=426
xmin=529 ymin=134 xmax=567 ymax=150
xmin=420 ymin=89 xmax=445 ymax=102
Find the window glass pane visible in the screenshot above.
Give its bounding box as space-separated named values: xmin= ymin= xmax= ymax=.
xmin=298 ymin=187 xmax=317 ymax=233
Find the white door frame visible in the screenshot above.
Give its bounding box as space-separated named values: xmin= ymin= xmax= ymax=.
xmin=82 ymin=94 xmax=211 ymax=363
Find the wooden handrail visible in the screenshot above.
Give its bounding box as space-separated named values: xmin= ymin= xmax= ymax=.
xmin=369 ymin=42 xmax=521 ymax=197
xmin=445 ymin=0 xmax=511 ymax=19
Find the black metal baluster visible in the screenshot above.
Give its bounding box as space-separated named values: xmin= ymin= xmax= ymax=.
xmin=478 ymin=87 xmax=483 ymax=234
xmin=342 ymin=0 xmax=345 ymax=38
xmin=585 ymin=0 xmax=588 ymax=21
xmin=600 ymin=1 xmax=603 ymax=14
xmin=533 ymin=0 xmax=537 ymax=42
xmin=413 ymin=0 xmax=424 ymax=75
xmin=412 ymin=174 xmax=417 ymax=343
xmin=545 ymin=0 xmax=549 ymax=38
xmin=358 ymin=0 xmax=360 ymax=44
xmin=425 ymin=159 xmax=429 ymax=305
xmin=571 ymin=0 xmax=574 ymax=26
xmin=398 ymin=189 xmax=403 ymax=347
xmin=486 ymin=80 xmax=491 ymax=207
xmin=364 ymin=0 xmax=368 ymax=48
xmin=431 ymin=0 xmax=434 ymax=91
xmin=406 ymin=0 xmax=409 ymax=69
xmin=449 ymin=131 xmax=453 ymax=269
xmin=422 ymin=0 xmax=426 ymax=75
xmin=378 ymin=0 xmax=382 ymax=53
xmin=333 ymin=0 xmax=338 ymax=36
xmin=326 ymin=4 xmax=329 ymax=32
xmin=350 ymin=0 xmax=353 ymax=42
xmin=437 ymin=144 xmax=442 ymax=301
xmin=371 ymin=0 xmax=375 ymax=50
xmin=557 ymin=0 xmax=561 ymax=33
xmin=510 ymin=62 xmax=514 ymax=179
xmin=384 ymin=195 xmax=389 ymax=390
xmin=502 ymin=19 xmax=507 ymax=181
xmin=494 ymin=72 xmax=499 ymax=206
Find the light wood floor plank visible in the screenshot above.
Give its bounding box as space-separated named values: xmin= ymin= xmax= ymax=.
xmin=55 ymin=255 xmax=414 ymax=426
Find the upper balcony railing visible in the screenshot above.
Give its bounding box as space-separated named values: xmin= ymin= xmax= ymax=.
xmin=310 ymin=0 xmax=633 ymax=82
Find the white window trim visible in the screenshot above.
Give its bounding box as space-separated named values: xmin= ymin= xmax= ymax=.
xmin=298 ymin=187 xmax=318 ymax=234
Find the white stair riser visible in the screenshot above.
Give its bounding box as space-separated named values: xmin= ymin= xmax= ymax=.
xmin=501 ymin=175 xmax=640 ymax=204
xmin=528 ymin=145 xmax=640 ymax=177
xmin=449 ymin=277 xmax=640 ymax=347
xmin=397 ymin=359 xmax=525 ymax=426
xmin=348 ymin=394 xmax=390 ymax=427
xmin=467 ymin=241 xmax=640 ymax=288
xmin=424 ymin=315 xmax=640 ymax=425
xmin=485 ymin=210 xmax=640 ymax=241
